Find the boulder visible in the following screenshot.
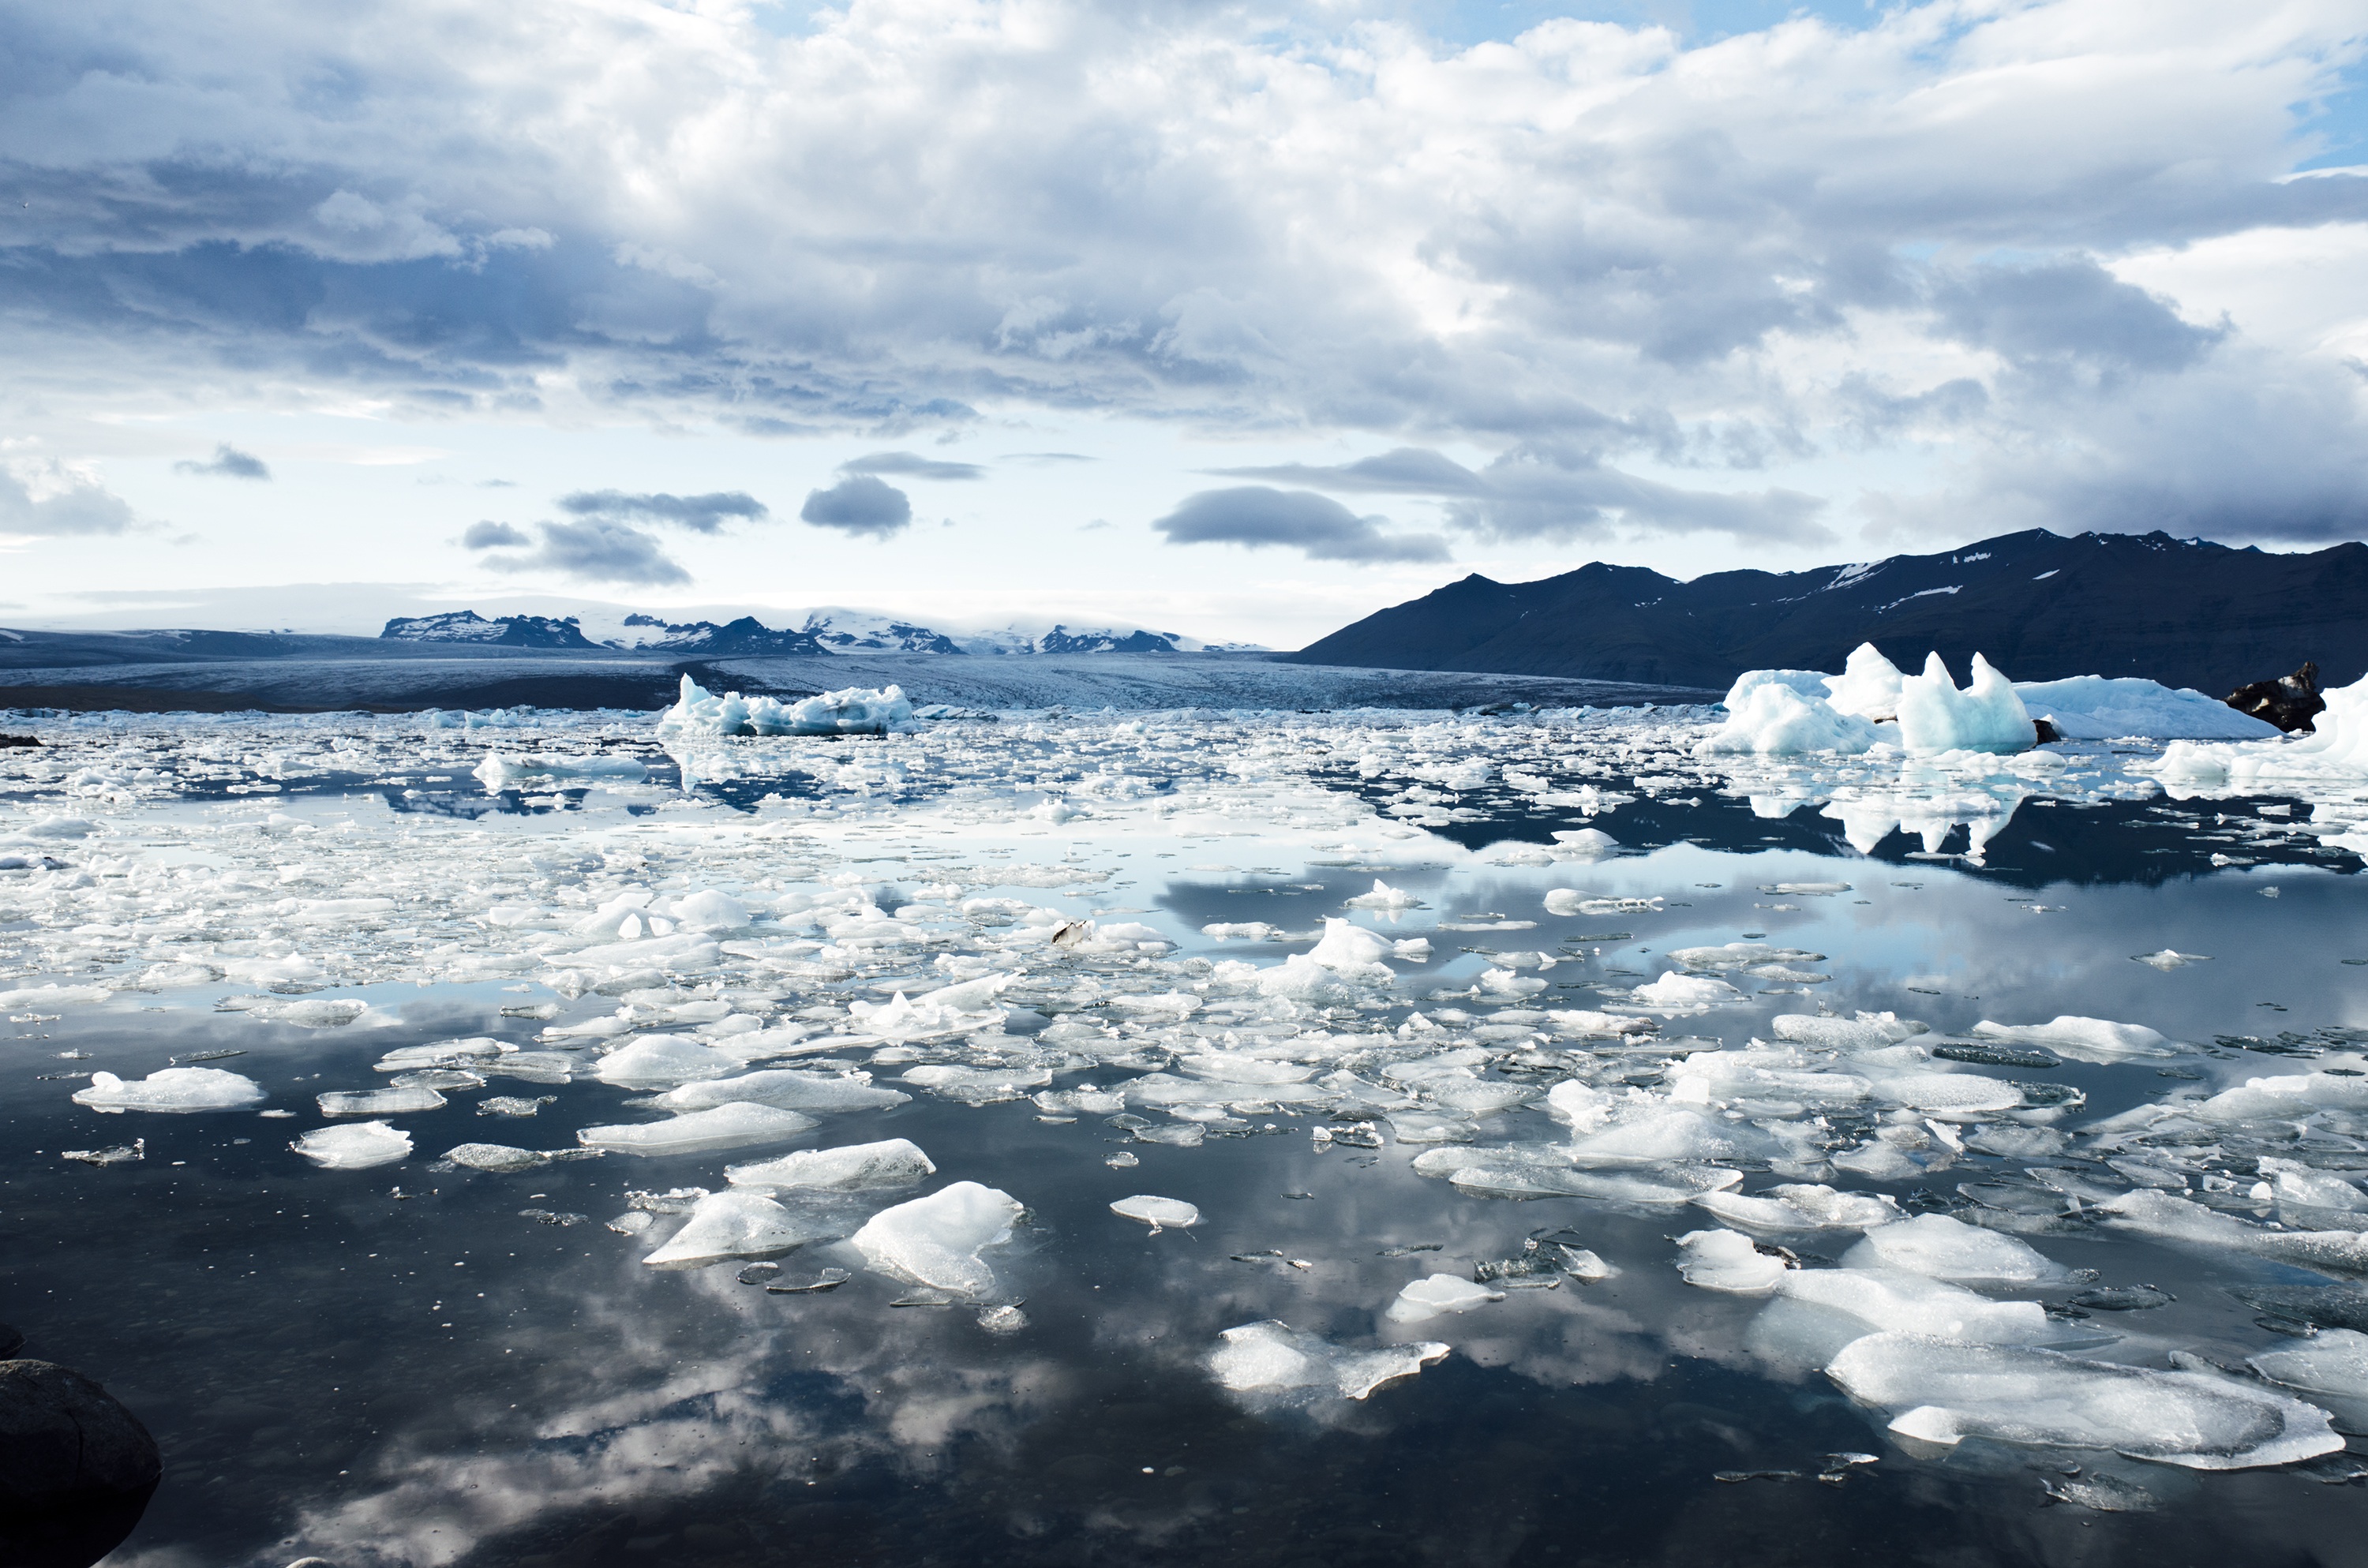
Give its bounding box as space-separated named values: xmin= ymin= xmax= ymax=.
xmin=0 ymin=1360 xmax=159 ymax=1568
xmin=2226 ymin=661 xmax=2326 ymax=734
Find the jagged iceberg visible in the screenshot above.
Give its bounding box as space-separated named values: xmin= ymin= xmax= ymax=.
xmin=1895 ymin=653 xmax=2033 ymax=754
xmin=655 ymin=675 xmax=916 ymax=737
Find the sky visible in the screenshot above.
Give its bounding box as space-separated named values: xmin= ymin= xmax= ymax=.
xmin=2 ymin=0 xmax=2365 ymax=647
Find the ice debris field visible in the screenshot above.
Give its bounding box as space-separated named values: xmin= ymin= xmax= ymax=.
xmin=10 ymin=651 xmax=2368 ymax=1561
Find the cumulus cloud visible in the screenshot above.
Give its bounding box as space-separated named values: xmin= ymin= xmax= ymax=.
xmin=556 ymin=490 xmax=768 ymax=533
xmin=0 ymin=2 xmax=2364 ymax=552
xmin=461 ymin=519 xmax=530 ymax=548
xmin=173 ymin=443 xmax=272 ymax=481
xmin=841 ymin=451 xmax=986 ymax=481
xmin=1153 ymin=487 xmax=1452 ymax=563
xmin=476 ymin=519 xmax=690 ymax=586
xmin=800 ymin=475 xmax=914 ymax=539
xmin=1208 ymin=448 xmax=1485 ymax=496
xmin=0 ymin=461 xmax=137 ymax=537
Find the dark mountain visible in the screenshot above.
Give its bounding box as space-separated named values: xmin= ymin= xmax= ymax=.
xmin=381 ymin=611 xmax=598 ymax=649
xmin=617 ymin=614 xmax=826 ymax=655
xmin=1283 ymin=530 xmax=2368 ymax=692
xmin=1036 ymin=626 xmax=1179 ymax=654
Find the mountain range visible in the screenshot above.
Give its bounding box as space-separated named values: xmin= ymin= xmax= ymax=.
xmin=380 ymin=608 xmax=1262 ymax=657
xmin=1284 ymin=530 xmax=2368 ymax=693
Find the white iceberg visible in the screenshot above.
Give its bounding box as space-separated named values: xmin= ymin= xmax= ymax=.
xmin=1827 ymin=1332 xmax=2342 ymax=1469
xmin=1385 ymin=1274 xmax=1504 ymax=1322
xmin=1969 ymin=1015 xmax=2173 ymax=1062
xmin=1110 ymin=1194 xmax=1201 ymax=1232
xmin=1842 ymin=1214 xmax=2068 ymax=1285
xmin=655 ymin=1069 xmax=910 ymax=1113
xmin=1823 ymin=642 xmax=1905 ymax=721
xmin=1208 ymin=1320 xmax=1448 ymax=1401
xmin=1894 ymin=653 xmax=2033 ymax=754
xmin=656 ymin=674 xmax=916 ymax=737
xmin=575 ymin=1102 xmax=818 ymax=1156
xmin=1673 ymin=1229 xmax=1791 ymax=1293
xmin=727 ymin=1138 xmax=936 ymax=1192
xmin=292 ymin=1121 xmax=411 ymax=1169
xmin=1691 ymin=1184 xmax=1898 ymax=1233
xmin=73 ymin=1067 xmax=265 ymax=1113
xmin=849 ymin=1180 xmax=1023 ymax=1297
xmin=643 ymin=1190 xmax=822 ymax=1267
xmin=2014 ymin=675 xmax=2277 ymax=741
xmin=593 ymin=1035 xmax=744 ymax=1087
xmin=1695 ymin=682 xmax=1880 ymax=758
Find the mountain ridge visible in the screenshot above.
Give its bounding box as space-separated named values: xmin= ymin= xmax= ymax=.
xmin=1283 ymin=529 xmax=2368 ymax=692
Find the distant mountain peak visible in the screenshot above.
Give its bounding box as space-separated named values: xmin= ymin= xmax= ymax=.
xmin=380 ymin=611 xmax=598 ymax=649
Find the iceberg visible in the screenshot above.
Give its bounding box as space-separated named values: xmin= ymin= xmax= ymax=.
xmin=1695 ymin=682 xmax=1880 ymax=758
xmin=1110 ymin=1194 xmax=1201 ymax=1232
xmin=726 ymin=1138 xmax=936 ymax=1192
xmin=292 ymin=1121 xmax=411 ymax=1169
xmin=1208 ymin=1320 xmax=1448 ymax=1401
xmin=2014 ymin=675 xmax=2277 ymax=741
xmin=655 ymin=1069 xmax=910 ymax=1113
xmin=73 ymin=1067 xmax=265 ymax=1113
xmin=1384 ymin=1274 xmax=1504 ymax=1323
xmin=1827 ymin=1333 xmax=2342 ymax=1469
xmin=575 ymin=1102 xmax=818 ymax=1156
xmin=643 ymin=1191 xmax=822 ymax=1267
xmin=656 ymin=675 xmax=916 ymax=737
xmin=848 ymin=1180 xmax=1023 ymax=1297
xmin=1894 ymin=653 xmax=2033 ymax=754
xmin=1674 ymin=1229 xmax=1791 ymax=1293
xmin=1823 ymin=642 xmax=1905 ymax=721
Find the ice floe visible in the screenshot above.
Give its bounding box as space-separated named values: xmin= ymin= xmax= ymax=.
xmin=575 ymin=1102 xmax=818 ymax=1156
xmin=1208 ymin=1321 xmax=1449 ymax=1402
xmin=73 ymin=1067 xmax=265 ymax=1113
xmin=849 ymin=1181 xmax=1023 ymax=1297
xmin=292 ymin=1121 xmax=412 ymax=1169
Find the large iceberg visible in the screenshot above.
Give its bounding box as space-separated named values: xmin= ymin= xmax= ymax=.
xmin=2153 ymin=668 xmax=2368 ymax=787
xmin=1894 ymin=653 xmax=2033 ymax=754
xmin=656 ymin=675 xmax=916 ymax=737
xmin=2015 ymin=675 xmax=2277 ymax=741
xmin=1695 ymin=681 xmax=1880 ymax=758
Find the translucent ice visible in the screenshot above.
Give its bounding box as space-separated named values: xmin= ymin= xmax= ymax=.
xmin=1208 ymin=1320 xmax=1448 ymax=1401
xmin=292 ymin=1120 xmax=411 ymax=1169
xmin=849 ymin=1181 xmax=1024 ymax=1297
xmin=1692 ymin=1184 xmax=1899 ymax=1233
xmin=657 ymin=674 xmax=916 ymax=737
xmin=1110 ymin=1195 xmax=1201 ymax=1232
xmin=1674 ymin=1229 xmax=1791 ymax=1293
xmin=1385 ymin=1274 xmax=1504 ymax=1322
xmin=1823 ymin=642 xmax=1905 ymax=722
xmin=1843 ymin=1215 xmax=2068 ymax=1285
xmin=1969 ymin=1016 xmax=2174 ymax=1062
xmin=318 ymin=1087 xmax=446 ymax=1117
xmin=643 ymin=1191 xmax=822 ymax=1267
xmin=655 ymin=1069 xmax=910 ymax=1113
xmin=2250 ymin=1327 xmax=2368 ymax=1398
xmin=726 ymin=1138 xmax=936 ymax=1192
xmin=575 ymin=1102 xmax=818 ymax=1156
xmin=1696 ymin=683 xmax=1879 ymax=758
xmin=1343 ymin=880 xmax=1420 ymax=911
xmin=593 ymin=1035 xmax=744 ymax=1087
xmin=2099 ymin=1189 xmax=2368 ymax=1275
xmin=1770 ymin=1267 xmax=2055 ymax=1345
xmin=1894 ymin=653 xmax=2033 ymax=754
xmin=73 ymin=1067 xmax=265 ymax=1113
xmin=1827 ymin=1333 xmax=2342 ymax=1469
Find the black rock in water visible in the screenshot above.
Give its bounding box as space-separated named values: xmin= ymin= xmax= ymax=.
xmin=2231 ymin=1282 xmax=2368 ymax=1331
xmin=0 ymin=1360 xmax=160 ymax=1568
xmin=1283 ymin=529 xmax=2368 ymax=691
xmin=2224 ymin=661 xmax=2325 ymax=733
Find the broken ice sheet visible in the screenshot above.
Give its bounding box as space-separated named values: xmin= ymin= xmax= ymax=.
xmin=643 ymin=1191 xmax=831 ymax=1268
xmin=849 ymin=1181 xmax=1023 ymax=1297
xmin=319 ymin=1087 xmax=447 ymax=1117
xmin=73 ymin=1067 xmax=265 ymax=1113
xmin=726 ymin=1138 xmax=935 ymax=1192
xmin=1208 ymin=1321 xmax=1448 ymax=1403
xmin=61 ymin=1140 xmax=144 ymax=1167
xmin=292 ymin=1121 xmax=412 ymax=1170
xmin=1384 ymin=1274 xmax=1504 ymax=1323
xmin=477 ymin=1095 xmax=556 ymax=1117
xmin=575 ymin=1102 xmax=817 ymax=1156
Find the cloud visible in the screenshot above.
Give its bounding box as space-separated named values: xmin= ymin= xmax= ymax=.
xmin=476 ymin=519 xmax=690 ymax=586
xmin=0 ymin=461 xmax=138 ymax=537
xmin=800 ymin=475 xmax=913 ymax=538
xmin=173 ymin=443 xmax=272 ymax=481
xmin=556 ymin=490 xmax=769 ymax=534
xmin=841 ymin=451 xmax=985 ymax=481
xmin=461 ymin=519 xmax=530 ymax=548
xmin=1207 ymin=448 xmax=1485 ymax=495
xmin=1001 ymin=452 xmax=1097 ymax=466
xmin=1152 ymin=487 xmax=1452 ymax=563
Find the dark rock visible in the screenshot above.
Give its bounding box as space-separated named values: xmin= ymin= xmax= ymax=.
xmin=0 ymin=1361 xmax=159 ymax=1568
xmin=0 ymin=1325 xmax=20 ymax=1357
xmin=2225 ymin=661 xmax=2326 ymax=733
xmin=2032 ymin=717 xmax=2063 ymax=743
xmin=0 ymin=735 xmax=39 ymax=748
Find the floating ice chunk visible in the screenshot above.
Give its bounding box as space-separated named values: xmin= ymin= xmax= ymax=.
xmin=1771 ymin=1012 xmax=1927 ymax=1051
xmin=575 ymin=1102 xmax=818 ymax=1156
xmin=643 ymin=1191 xmax=822 ymax=1267
xmin=726 ymin=1138 xmax=936 ymax=1192
xmin=73 ymin=1067 xmax=264 ymax=1113
xmin=318 ymin=1087 xmax=446 ymax=1117
xmin=1344 ymin=880 xmax=1421 ymax=911
xmin=1569 ymin=1108 xmax=1775 ymax=1167
xmin=292 ymin=1120 xmax=410 ymax=1169
xmin=1201 ymin=922 xmax=1281 ymax=941
xmin=2258 ymin=1158 xmax=2368 ymax=1212
xmin=1692 ymin=1184 xmax=1899 ymax=1233
xmin=1178 ymin=1054 xmax=1317 ymax=1086
xmin=444 ymin=1143 xmax=564 ymax=1173
xmin=1549 ymin=828 xmax=1619 ymax=859
xmin=1827 ymin=1333 xmax=2342 ymax=1469
xmin=2131 ymin=949 xmax=2210 ymax=971
xmin=1842 ymin=1214 xmax=2069 ymax=1285
xmin=473 ymin=752 xmax=649 ymax=791
xmin=377 ymin=1038 xmax=509 ymax=1072
xmin=1823 ymin=642 xmax=1905 ymax=721
xmin=849 ymin=1181 xmax=1024 ymax=1297
xmin=1386 ymin=1274 xmax=1504 ymax=1322
xmin=670 ymin=889 xmax=750 ymax=932
xmin=2250 ymin=1327 xmax=2368 ymax=1398
xmin=848 ymin=973 xmax=1014 ymax=1041
xmin=0 ymin=983 xmax=112 ymax=1010
xmin=1111 ymin=1195 xmax=1201 ymax=1232
xmin=1696 ymin=683 xmax=1879 ymax=758
xmin=2099 ymin=1189 xmax=2368 ymax=1274
xmin=1669 ymin=941 xmax=1825 ymax=972
xmin=1864 ymin=1070 xmax=2024 ymax=1115
xmin=2014 ymin=675 xmax=2277 ymax=741
xmin=1631 ymin=971 xmax=1743 ymax=1010
xmin=1772 ymin=1267 xmax=2055 ymax=1345
xmin=594 ymin=1035 xmax=744 ymax=1087
xmin=1894 ymin=652 xmax=2033 ymax=754
xmin=1674 ymin=1229 xmax=1791 ymax=1293
xmin=657 ymin=674 xmax=916 ymax=736
xmin=1969 ymin=1016 xmax=2173 ymax=1062
xmin=1208 ymin=1321 xmax=1449 ymax=1401
xmin=1667 ymin=1046 xmax=1869 ymax=1107
xmin=656 ymin=1068 xmax=910 ymax=1113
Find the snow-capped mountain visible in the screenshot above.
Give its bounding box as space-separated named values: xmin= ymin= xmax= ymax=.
xmin=379 ymin=604 xmax=1266 ymax=657
xmin=380 ymin=611 xmax=599 ymax=649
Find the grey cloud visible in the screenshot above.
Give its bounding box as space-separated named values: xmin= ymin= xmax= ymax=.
xmin=1207 ymin=447 xmax=1485 ymax=496
xmin=478 ymin=519 xmax=691 ymax=586
xmin=0 ymin=466 xmax=137 ymax=537
xmin=461 ymin=519 xmax=530 ymax=548
xmin=800 ymin=475 xmax=913 ymax=538
xmin=1931 ymin=260 xmax=2224 ymax=376
xmin=556 ymin=490 xmax=769 ymax=534
xmin=173 ymin=443 xmax=272 ymax=480
xmin=1447 ymin=451 xmax=1832 ymax=546
xmin=841 ymin=451 xmax=986 ymax=481
xmin=1001 ymin=452 xmax=1096 ymax=465
xmin=1152 ymin=486 xmax=1452 ymax=563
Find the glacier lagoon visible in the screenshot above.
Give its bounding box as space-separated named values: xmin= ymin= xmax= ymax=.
xmin=5 ymin=696 xmax=2368 ymax=1566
